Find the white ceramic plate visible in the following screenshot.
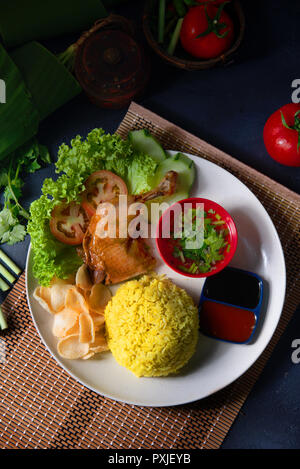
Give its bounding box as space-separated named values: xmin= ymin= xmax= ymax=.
xmin=26 ymin=151 xmax=286 ymax=407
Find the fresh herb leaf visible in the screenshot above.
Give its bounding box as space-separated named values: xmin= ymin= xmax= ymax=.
xmin=0 ymin=171 xmax=8 ymax=189
xmin=0 ymin=138 xmax=51 ymax=246
xmin=6 ymin=224 xmax=27 ymax=245
xmin=0 ymin=208 xmax=16 ymax=234
xmin=173 ymin=211 xmax=228 ymax=274
xmin=0 ymin=208 xmax=26 ymax=244
xmin=26 ymin=159 xmax=42 ymax=173
xmin=38 ymin=144 xmax=51 ymax=164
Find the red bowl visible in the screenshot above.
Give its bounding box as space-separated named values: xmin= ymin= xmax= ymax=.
xmin=156 ymin=198 xmax=238 ymax=278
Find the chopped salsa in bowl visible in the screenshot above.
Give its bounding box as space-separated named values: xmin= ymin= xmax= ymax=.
xmin=156 ymin=198 xmax=238 ymax=278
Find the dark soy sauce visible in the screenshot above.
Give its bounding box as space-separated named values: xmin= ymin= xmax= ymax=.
xmin=203 ymin=267 xmax=261 ymax=310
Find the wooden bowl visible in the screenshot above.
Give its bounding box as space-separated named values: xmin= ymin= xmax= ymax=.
xmin=143 ymin=0 xmax=245 ymax=71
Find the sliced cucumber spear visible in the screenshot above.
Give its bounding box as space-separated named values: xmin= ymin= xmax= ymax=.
xmin=0 ymin=264 xmax=16 ymax=285
xmin=128 ymin=129 xmax=167 ymax=163
xmin=0 ymin=250 xmax=21 ymax=276
xmin=0 ymin=306 xmax=8 ymax=331
xmin=0 ymin=278 xmax=10 ymax=292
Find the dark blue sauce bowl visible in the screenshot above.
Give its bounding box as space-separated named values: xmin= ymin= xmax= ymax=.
xmin=198 ymin=266 xmax=264 ymax=345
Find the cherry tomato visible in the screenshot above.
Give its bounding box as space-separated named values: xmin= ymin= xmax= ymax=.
xmin=263 ymin=103 xmax=300 ymax=167
xmin=50 ymin=202 xmax=90 ymax=245
xmin=180 ymin=4 xmax=234 ymax=59
xmin=81 ymin=170 xmax=128 ymax=217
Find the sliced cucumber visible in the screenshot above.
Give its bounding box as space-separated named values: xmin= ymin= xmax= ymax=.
xmin=128 ymin=129 xmax=166 ymax=163
xmin=154 ymin=152 xmax=196 ymax=202
xmin=148 ymin=152 xmax=196 ymax=225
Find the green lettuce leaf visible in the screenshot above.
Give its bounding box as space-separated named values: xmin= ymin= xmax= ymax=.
xmin=55 ymin=128 xmax=157 ymax=192
xmin=28 ymin=195 xmax=83 ymax=286
xmin=127 ymin=151 xmax=157 ymax=195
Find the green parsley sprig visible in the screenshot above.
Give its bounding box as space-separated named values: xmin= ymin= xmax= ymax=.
xmin=0 ymin=138 xmax=50 ymax=245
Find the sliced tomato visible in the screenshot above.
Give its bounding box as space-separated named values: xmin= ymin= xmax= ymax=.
xmin=81 ymin=170 xmax=128 ymax=217
xmin=50 ymin=202 xmax=90 ymax=245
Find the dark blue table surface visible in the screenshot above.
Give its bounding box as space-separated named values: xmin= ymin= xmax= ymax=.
xmin=1 ymin=0 xmax=300 ymax=449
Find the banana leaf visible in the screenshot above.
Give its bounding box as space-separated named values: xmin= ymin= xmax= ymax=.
xmin=0 ymin=0 xmax=107 ymax=49
xmin=0 ymin=44 xmax=39 ymax=162
xmin=11 ymin=42 xmax=82 ymax=121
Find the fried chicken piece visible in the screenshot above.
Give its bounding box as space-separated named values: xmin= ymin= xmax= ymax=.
xmin=82 ymin=171 xmax=177 ymax=285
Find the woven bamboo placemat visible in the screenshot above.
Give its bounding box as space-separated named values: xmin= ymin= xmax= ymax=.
xmin=0 ymin=102 xmax=299 ymax=450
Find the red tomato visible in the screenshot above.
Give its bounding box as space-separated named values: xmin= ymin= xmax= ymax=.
xmin=50 ymin=202 xmax=90 ymax=245
xmin=180 ymin=4 xmax=234 ymax=59
xmin=263 ymin=103 xmax=300 ymax=167
xmin=81 ymin=170 xmax=128 ymax=217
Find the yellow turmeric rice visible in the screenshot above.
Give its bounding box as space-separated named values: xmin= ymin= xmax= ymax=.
xmin=105 ymin=274 xmax=199 ymax=377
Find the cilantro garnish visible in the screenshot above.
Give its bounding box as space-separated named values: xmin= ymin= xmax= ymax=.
xmin=0 ymin=138 xmax=50 ymax=245
xmin=174 ymin=208 xmax=228 ymax=274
